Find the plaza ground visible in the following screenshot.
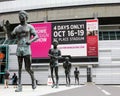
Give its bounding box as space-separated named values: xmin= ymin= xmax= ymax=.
xmin=1 ymin=83 xmax=120 ymax=96
xmin=0 ymin=84 xmax=80 ymax=96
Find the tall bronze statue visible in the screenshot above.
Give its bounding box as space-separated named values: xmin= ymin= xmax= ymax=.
xmin=63 ymin=57 xmax=72 ymax=86
xmin=48 ymin=40 xmax=61 ymax=88
xmin=11 ymin=10 xmax=38 ymax=92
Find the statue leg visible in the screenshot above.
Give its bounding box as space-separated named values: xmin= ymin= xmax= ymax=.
xmin=77 ymin=77 xmax=79 ymax=85
xmin=75 ymin=77 xmax=76 ymax=85
xmin=24 ymin=55 xmax=36 ymax=90
xmin=55 ymin=66 xmax=59 ymax=88
xmin=65 ymin=73 xmax=68 ymax=86
xmin=50 ymin=66 xmax=55 ymax=88
xmin=68 ymin=73 xmax=71 ymax=86
xmin=15 ymin=56 xmax=23 ymax=92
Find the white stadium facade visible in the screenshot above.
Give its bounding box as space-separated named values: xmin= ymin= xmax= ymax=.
xmin=0 ymin=0 xmax=120 ymax=85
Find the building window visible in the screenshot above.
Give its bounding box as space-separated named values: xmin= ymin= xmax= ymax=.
xmin=99 ymin=32 xmax=102 ymax=40
xmin=110 ymin=31 xmax=116 ymax=40
xmin=116 ymin=32 xmax=120 ymax=40
xmin=99 ymin=31 xmax=120 ymax=40
xmin=103 ymin=32 xmax=109 ymax=40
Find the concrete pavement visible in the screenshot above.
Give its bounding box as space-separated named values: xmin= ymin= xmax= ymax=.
xmin=42 ymin=84 xmax=120 ymax=96
xmin=1 ymin=84 xmax=120 ymax=96
xmin=0 ymin=84 xmax=81 ymax=96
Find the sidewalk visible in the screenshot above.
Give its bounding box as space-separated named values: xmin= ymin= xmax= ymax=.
xmin=0 ymin=85 xmax=81 ymax=96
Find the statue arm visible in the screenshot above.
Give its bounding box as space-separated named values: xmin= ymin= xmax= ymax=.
xmin=63 ymin=62 xmax=65 ymax=68
xmin=48 ymin=49 xmax=53 ymax=57
xmin=74 ymin=71 xmax=76 ymax=76
xmin=26 ymin=25 xmax=39 ymax=45
xmin=11 ymin=26 xmax=17 ymax=36
xmin=3 ymin=26 xmax=7 ymax=34
xmin=56 ymin=50 xmax=61 ymax=59
xmin=0 ymin=20 xmax=7 ymax=33
xmin=70 ymin=63 xmax=72 ymax=69
xmin=28 ymin=34 xmax=38 ymax=44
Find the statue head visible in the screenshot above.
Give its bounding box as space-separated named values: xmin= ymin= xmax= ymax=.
xmin=75 ymin=67 xmax=78 ymax=70
xmin=52 ymin=39 xmax=58 ymax=47
xmin=65 ymin=57 xmax=69 ymax=61
xmin=19 ymin=10 xmax=28 ymax=22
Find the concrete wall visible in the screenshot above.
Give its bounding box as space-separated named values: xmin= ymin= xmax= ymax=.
xmin=8 ymin=40 xmax=120 ymax=85
xmin=94 ymin=41 xmax=120 ymax=84
xmin=0 ymin=4 xmax=120 ymax=23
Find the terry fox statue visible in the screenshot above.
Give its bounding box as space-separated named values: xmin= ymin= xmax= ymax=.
xmin=11 ymin=10 xmax=38 ymax=92
xmin=63 ymin=57 xmax=72 ymax=86
xmin=48 ymin=40 xmax=61 ymax=88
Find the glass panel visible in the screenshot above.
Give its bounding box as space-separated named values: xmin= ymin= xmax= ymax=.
xmin=3 ymin=39 xmax=17 ymax=44
xmin=116 ymin=31 xmax=120 ymax=40
xmin=14 ymin=39 xmax=17 ymax=44
xmin=0 ymin=39 xmax=4 ymax=44
xmin=9 ymin=39 xmax=15 ymax=44
xmin=110 ymin=31 xmax=116 ymax=40
xmin=4 ymin=40 xmax=9 ymax=44
xmin=99 ymin=32 xmax=102 ymax=40
xmin=103 ymin=32 xmax=109 ymax=40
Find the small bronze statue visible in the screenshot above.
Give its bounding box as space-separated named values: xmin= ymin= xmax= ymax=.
xmin=63 ymin=57 xmax=72 ymax=86
xmin=48 ymin=40 xmax=61 ymax=88
xmin=11 ymin=10 xmax=38 ymax=92
xmin=74 ymin=67 xmax=80 ymax=85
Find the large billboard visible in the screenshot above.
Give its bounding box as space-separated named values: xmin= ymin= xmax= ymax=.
xmin=31 ymin=19 xmax=98 ymax=62
xmin=31 ymin=23 xmax=51 ymax=58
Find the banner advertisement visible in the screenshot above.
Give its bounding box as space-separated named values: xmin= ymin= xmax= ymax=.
xmin=31 ymin=19 xmax=98 ymax=62
xmin=52 ymin=21 xmax=86 ymax=44
xmin=86 ymin=19 xmax=98 ymax=56
xmin=52 ymin=21 xmax=87 ymax=56
xmin=31 ymin=23 xmax=51 ymax=58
